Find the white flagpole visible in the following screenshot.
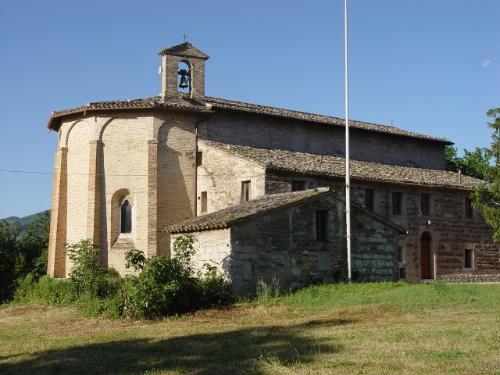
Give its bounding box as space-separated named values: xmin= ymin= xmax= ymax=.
xmin=344 ymin=0 xmax=352 ymax=282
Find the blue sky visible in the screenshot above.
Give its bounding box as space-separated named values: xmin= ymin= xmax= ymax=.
xmin=0 ymin=0 xmax=498 ymax=218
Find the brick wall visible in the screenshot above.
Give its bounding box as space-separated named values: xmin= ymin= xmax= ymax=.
xmin=199 ymin=112 xmax=445 ymax=170
xmin=197 ymin=141 xmax=266 ymax=215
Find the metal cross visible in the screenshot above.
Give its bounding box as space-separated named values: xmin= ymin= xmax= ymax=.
xmin=182 ymin=34 xmax=188 ymax=42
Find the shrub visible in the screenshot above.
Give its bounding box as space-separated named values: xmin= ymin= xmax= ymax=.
xmin=67 ymin=240 xmax=101 ymax=296
xmin=122 ymin=236 xmax=233 ymax=319
xmin=15 ymin=275 xmax=75 ymax=306
xmin=198 ymin=263 xmax=233 ymax=308
xmin=124 ymin=248 xmax=146 ymax=271
xmin=256 ymin=277 xmax=281 ymax=302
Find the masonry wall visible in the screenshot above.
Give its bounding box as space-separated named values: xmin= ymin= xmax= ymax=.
xmin=228 ymin=195 xmax=398 ymax=295
xmin=157 ymin=112 xmax=198 ymax=256
xmin=197 ymin=141 xmax=266 ymax=215
xmin=199 ymin=112 xmax=445 ymax=170
xmin=266 ymin=171 xmax=499 ymax=282
xmin=63 ymin=119 xmax=91 ymax=276
xmin=49 ymin=111 xmax=202 ymax=277
xmin=171 ymin=229 xmax=232 ymax=276
xmin=100 ymin=115 xmax=150 ymax=275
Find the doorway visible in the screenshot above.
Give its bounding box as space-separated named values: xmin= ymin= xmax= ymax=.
xmin=420 ymin=232 xmax=433 ymax=279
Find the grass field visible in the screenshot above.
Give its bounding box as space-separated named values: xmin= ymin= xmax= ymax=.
xmin=0 ymin=282 xmax=499 ymax=374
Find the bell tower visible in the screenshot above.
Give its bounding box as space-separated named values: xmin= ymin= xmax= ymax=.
xmin=159 ymin=42 xmax=209 ymax=102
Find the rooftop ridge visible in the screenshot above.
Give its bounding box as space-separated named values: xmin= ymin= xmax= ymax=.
xmin=202 ymin=140 xmax=484 ymax=191
xmin=47 ymin=96 xmax=452 ymax=144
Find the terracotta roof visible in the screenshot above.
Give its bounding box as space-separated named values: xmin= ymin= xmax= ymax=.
xmin=47 ymin=96 xmax=452 ymax=144
xmin=159 ymin=42 xmax=209 ymax=59
xmin=205 ymin=141 xmax=484 ymax=191
xmin=167 ymin=188 xmax=405 ymax=234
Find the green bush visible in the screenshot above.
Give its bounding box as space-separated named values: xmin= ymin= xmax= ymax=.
xmin=15 ymin=275 xmax=75 ymax=306
xmin=199 ymin=264 xmax=234 ymax=308
xmin=12 ymin=236 xmax=232 ymax=320
xmin=122 ymin=235 xmax=233 ymax=319
xmin=67 ymin=239 xmax=101 ymax=296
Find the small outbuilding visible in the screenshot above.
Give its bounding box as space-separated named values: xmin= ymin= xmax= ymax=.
xmin=167 ymin=188 xmax=405 ymax=295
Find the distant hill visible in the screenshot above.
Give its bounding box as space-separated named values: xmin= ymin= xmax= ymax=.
xmin=2 ymin=210 xmax=50 ymax=232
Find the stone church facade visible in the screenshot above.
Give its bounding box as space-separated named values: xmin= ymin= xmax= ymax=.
xmin=46 ymin=42 xmax=499 ymax=290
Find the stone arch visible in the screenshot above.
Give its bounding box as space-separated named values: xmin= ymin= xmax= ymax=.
xmin=97 ymin=117 xmax=116 ymax=142
xmin=61 ymin=119 xmax=83 ymax=148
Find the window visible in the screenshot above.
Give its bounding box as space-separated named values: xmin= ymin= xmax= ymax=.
xmin=392 ymin=192 xmax=403 ymax=215
xmin=196 ymin=151 xmax=203 ymax=167
xmin=464 ymin=249 xmax=474 ymax=269
xmin=120 ymin=200 xmax=132 ymax=234
xmin=365 ymin=188 xmax=375 ymax=211
xmin=316 ymin=210 xmax=329 ymax=242
xmin=420 ymin=193 xmax=431 ymax=215
xmin=399 ymin=267 xmax=407 ymax=279
xmin=465 ymin=197 xmax=474 ymax=219
xmin=241 ymin=180 xmax=251 ymax=202
xmin=200 ymin=191 xmax=207 ymax=213
xmin=291 ymin=180 xmax=306 ymax=191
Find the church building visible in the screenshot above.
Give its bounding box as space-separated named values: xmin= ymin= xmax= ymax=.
xmin=46 ymin=42 xmax=499 ymax=293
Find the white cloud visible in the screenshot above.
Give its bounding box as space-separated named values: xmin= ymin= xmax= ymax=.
xmin=482 ymin=59 xmax=491 ymax=68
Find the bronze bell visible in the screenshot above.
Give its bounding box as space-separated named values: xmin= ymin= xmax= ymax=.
xmin=178 ymin=69 xmax=190 ymax=89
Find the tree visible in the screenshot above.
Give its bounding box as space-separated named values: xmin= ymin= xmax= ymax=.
xmin=445 ymin=146 xmax=493 ymax=181
xmin=16 ymin=211 xmax=50 ymax=279
xmin=0 ymin=221 xmax=19 ymax=302
xmin=471 ymin=108 xmax=500 ymax=241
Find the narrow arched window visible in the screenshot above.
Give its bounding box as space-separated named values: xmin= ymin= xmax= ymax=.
xmin=120 ymin=200 xmax=132 ymax=233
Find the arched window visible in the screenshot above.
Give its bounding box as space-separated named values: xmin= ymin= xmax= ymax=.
xmin=120 ymin=199 xmax=132 ymax=234
xmin=177 ymin=61 xmax=191 ymax=95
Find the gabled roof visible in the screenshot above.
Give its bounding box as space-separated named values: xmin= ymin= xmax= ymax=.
xmin=204 ymin=141 xmax=484 ymax=191
xmin=47 ymin=96 xmax=452 ymax=144
xmin=166 ymin=188 xmax=406 ymax=234
xmin=159 ymin=42 xmax=209 ymax=59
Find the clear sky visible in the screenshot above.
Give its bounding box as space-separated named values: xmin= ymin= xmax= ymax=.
xmin=0 ymin=0 xmax=498 ymax=218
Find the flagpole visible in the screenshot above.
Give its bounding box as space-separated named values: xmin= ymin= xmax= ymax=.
xmin=344 ymin=0 xmax=352 ymax=282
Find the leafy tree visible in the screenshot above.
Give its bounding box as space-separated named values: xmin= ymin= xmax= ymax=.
xmin=445 ymin=146 xmax=493 ymax=181
xmin=0 ymin=221 xmax=19 ymax=302
xmin=16 ymin=211 xmax=50 ymax=279
xmin=471 ymin=108 xmax=500 ymax=241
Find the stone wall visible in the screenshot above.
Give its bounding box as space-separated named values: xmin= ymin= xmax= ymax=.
xmin=351 ymin=210 xmax=400 ymax=281
xmin=228 ymin=195 xmax=399 ymax=295
xmin=197 ymin=141 xmax=266 ymax=215
xmin=199 ymin=111 xmax=445 ymax=170
xmin=171 ymin=229 xmax=232 ymax=277
xmin=265 ymin=170 xmax=499 ymax=282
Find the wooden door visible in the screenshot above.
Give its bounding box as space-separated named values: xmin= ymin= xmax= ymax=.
xmin=420 ymin=232 xmax=432 ymax=279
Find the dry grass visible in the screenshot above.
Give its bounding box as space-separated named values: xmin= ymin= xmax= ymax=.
xmin=0 ymin=283 xmax=499 ymax=374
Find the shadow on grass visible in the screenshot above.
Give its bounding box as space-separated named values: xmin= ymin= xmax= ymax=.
xmin=0 ymin=318 xmax=349 ymax=375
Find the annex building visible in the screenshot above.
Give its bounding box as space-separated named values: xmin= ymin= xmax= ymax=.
xmin=46 ymin=42 xmax=499 ymax=293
